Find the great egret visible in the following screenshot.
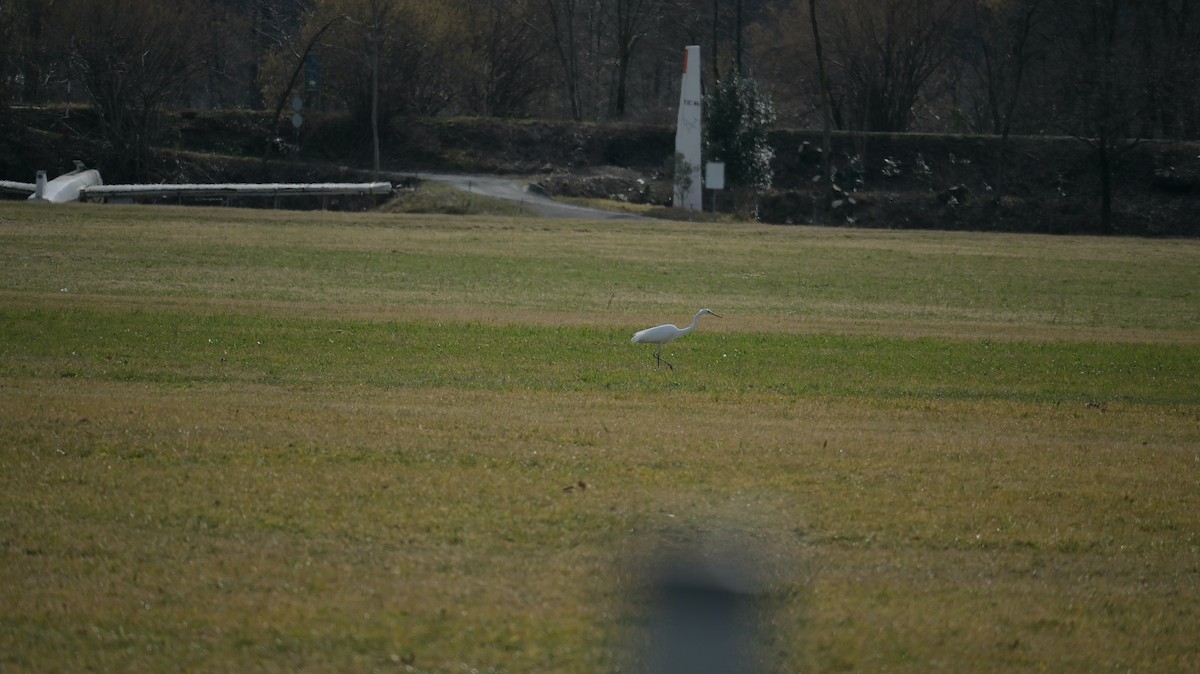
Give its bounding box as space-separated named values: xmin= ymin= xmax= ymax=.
xmin=631 ymin=308 xmax=721 ymax=369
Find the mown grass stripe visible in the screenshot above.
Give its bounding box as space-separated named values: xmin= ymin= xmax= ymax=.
xmin=3 ymin=305 xmax=1196 ymax=405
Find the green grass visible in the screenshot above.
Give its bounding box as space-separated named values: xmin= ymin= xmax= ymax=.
xmin=1 ymin=201 xmax=1198 ymax=673
xmin=2 ymin=306 xmax=1196 ymax=404
xmin=379 ymin=181 xmax=533 ymax=216
xmin=3 ymin=201 xmax=1195 ymax=334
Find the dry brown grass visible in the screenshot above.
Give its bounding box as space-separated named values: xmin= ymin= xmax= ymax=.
xmin=3 ymin=379 xmax=1197 ymax=672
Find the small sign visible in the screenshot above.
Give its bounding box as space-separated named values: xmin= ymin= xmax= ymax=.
xmin=291 ymin=112 xmax=303 ymax=129
xmin=292 ymin=96 xmax=303 ymax=112
xmin=706 ymin=162 xmax=726 ymax=190
xmin=304 ymin=54 xmax=321 ymax=93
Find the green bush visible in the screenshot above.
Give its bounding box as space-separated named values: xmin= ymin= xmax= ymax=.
xmin=703 ymin=74 xmax=777 ymax=190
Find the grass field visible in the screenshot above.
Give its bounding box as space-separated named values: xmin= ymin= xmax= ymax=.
xmin=2 ymin=201 xmax=1198 ymax=673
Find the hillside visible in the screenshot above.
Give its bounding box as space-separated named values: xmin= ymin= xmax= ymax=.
xmin=4 ymin=107 xmax=1198 ymax=236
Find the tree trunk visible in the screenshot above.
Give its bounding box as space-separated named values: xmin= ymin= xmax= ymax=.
xmin=735 ymin=0 xmax=743 ymax=76
xmin=1098 ymin=139 xmax=1113 ymax=233
xmin=711 ymin=0 xmax=720 ymax=82
xmin=614 ymin=48 xmax=631 ymax=118
xmin=545 ymin=0 xmax=582 ymax=120
xmin=809 ymin=0 xmax=835 ymax=215
xmin=371 ymin=35 xmax=380 ymax=177
xmin=263 ymin=15 xmax=346 ymax=172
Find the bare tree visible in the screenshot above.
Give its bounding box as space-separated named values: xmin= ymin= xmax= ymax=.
xmin=542 ymin=0 xmax=584 ymax=120
xmin=361 ymin=0 xmax=393 ymax=176
xmin=965 ymin=0 xmax=1049 ymax=195
xmin=809 ymin=0 xmax=835 ymax=212
xmin=262 ymin=12 xmax=349 ymax=167
xmin=829 ymin=0 xmax=965 ymax=132
xmin=745 ymin=2 xmax=830 ymax=128
xmin=0 ymin=1 xmax=15 ymax=110
xmin=608 ymin=0 xmax=705 ymax=122
xmin=751 ymin=0 xmax=964 ymax=132
xmin=252 ymin=0 xmax=314 ymax=107
xmin=967 ymin=0 xmax=1046 ymax=135
xmin=60 ymin=0 xmax=205 ymax=180
xmin=462 ymin=0 xmax=550 ymax=117
xmin=1043 ymin=0 xmax=1147 ymax=232
xmin=1131 ymin=1 xmax=1200 ymax=139
xmin=281 ymin=0 xmax=461 ymax=166
xmin=3 ymin=0 xmax=66 ymax=106
xmin=610 ymin=0 xmax=666 ymax=118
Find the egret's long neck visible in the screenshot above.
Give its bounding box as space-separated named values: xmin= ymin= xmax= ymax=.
xmin=681 ymin=310 xmax=705 ymax=336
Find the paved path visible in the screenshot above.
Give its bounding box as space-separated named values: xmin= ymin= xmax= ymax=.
xmin=409 ymin=172 xmax=651 ymax=220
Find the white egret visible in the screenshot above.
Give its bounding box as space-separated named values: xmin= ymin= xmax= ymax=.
xmin=631 ymin=308 xmax=721 ymax=369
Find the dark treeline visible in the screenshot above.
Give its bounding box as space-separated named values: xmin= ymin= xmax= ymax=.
xmin=4 ymin=0 xmax=1198 ymax=134
xmin=3 ymin=0 xmax=1199 ymax=231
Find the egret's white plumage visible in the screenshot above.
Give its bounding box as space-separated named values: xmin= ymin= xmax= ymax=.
xmin=631 ymin=308 xmax=720 ymax=369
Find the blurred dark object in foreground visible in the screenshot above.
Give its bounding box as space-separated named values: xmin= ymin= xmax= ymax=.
xmin=646 ymin=553 xmax=758 ymax=674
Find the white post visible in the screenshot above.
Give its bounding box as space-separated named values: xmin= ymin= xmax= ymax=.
xmin=706 ymin=161 xmax=725 ymax=214
xmin=674 ymin=46 xmax=703 ymax=212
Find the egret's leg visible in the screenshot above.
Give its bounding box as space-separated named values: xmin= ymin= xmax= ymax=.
xmin=655 ymin=345 xmax=673 ymax=370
